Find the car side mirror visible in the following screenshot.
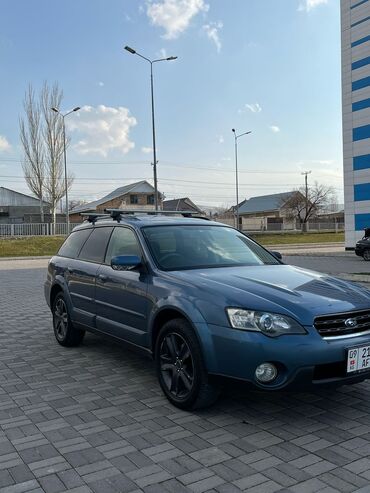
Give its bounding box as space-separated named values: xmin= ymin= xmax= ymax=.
xmin=270 ymin=251 xmax=282 ymax=260
xmin=111 ymin=255 xmax=142 ymax=271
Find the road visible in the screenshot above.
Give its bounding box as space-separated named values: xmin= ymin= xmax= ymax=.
xmin=1 ymin=261 xmax=370 ymax=492
xmin=283 ymin=253 xmax=370 ymax=275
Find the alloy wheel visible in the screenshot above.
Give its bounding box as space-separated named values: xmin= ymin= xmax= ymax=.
xmin=159 ymin=333 xmax=194 ymax=399
xmin=54 ymin=298 xmax=68 ymax=340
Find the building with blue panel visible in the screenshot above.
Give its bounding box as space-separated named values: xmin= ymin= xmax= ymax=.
xmin=342 ymin=0 xmax=370 ymax=248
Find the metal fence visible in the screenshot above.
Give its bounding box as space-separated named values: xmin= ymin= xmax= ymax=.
xmin=0 ymin=223 xmax=75 ymax=237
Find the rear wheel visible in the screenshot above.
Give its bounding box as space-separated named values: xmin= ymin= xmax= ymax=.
xmin=155 ymin=318 xmax=220 ymax=410
xmin=52 ymin=293 xmax=85 ymax=347
xmin=364 ymin=250 xmax=370 ymax=261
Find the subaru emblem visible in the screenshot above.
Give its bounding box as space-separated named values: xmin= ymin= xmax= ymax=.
xmin=345 ymin=318 xmax=357 ymax=328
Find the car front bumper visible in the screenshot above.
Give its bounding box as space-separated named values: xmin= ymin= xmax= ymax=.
xmin=203 ymin=323 xmax=370 ymax=390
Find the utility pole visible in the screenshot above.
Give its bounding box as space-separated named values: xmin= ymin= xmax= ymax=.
xmin=301 ymin=170 xmax=311 ymax=231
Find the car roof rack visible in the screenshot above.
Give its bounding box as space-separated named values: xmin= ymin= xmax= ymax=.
xmin=104 ymin=209 xmax=210 ymax=221
xmin=80 ymin=212 xmax=110 ymax=223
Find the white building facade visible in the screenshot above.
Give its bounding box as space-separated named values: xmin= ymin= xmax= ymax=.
xmin=342 ymin=0 xmax=370 ymax=248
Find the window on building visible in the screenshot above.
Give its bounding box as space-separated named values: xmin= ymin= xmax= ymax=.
xmin=130 ymin=195 xmax=138 ymax=204
xmin=147 ymin=195 xmax=154 ymax=205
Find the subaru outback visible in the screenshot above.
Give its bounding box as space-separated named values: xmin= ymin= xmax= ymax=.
xmin=45 ymin=212 xmax=370 ymax=409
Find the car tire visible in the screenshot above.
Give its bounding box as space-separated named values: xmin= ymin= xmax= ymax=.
xmin=155 ymin=318 xmax=220 ymax=410
xmin=52 ymin=292 xmax=85 ymax=347
xmin=364 ymin=250 xmax=370 ymax=261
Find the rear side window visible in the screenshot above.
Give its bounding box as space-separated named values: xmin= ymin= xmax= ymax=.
xmin=58 ymin=229 xmax=92 ymax=259
xmin=78 ymin=227 xmax=113 ymax=263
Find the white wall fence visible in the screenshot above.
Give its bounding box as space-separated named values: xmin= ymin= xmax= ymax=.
xmin=0 ymin=221 xmax=345 ymax=237
xmin=0 ymin=223 xmax=75 ymax=237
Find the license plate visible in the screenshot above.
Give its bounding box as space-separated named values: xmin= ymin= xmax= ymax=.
xmin=347 ymin=345 xmax=370 ymax=373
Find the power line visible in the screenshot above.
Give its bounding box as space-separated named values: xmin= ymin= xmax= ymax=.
xmin=0 ymin=156 xmax=343 ymax=177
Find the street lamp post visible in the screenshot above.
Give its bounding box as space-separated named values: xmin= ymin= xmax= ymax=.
xmin=232 ymin=129 xmax=252 ymax=230
xmin=124 ymin=45 xmax=177 ymax=211
xmin=51 ymin=106 xmax=80 ymax=232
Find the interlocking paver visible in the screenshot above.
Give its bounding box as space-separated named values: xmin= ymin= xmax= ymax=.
xmin=2 ymin=262 xmax=370 ymax=493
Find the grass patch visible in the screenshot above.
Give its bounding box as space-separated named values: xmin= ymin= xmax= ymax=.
xmin=0 ymin=236 xmax=65 ymax=257
xmin=250 ymin=232 xmax=344 ymax=246
xmin=0 ymin=231 xmax=345 ymax=257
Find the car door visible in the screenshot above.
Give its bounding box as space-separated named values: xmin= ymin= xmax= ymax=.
xmin=95 ymin=226 xmax=150 ymax=347
xmin=69 ymin=226 xmax=113 ymax=328
xmin=57 ymin=227 xmax=93 ymax=325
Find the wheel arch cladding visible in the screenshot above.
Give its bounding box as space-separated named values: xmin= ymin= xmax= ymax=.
xmin=150 ymin=306 xmax=217 ymax=372
xmin=50 ymin=283 xmax=63 ymax=308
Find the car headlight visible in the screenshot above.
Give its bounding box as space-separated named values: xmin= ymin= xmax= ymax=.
xmin=226 ymin=308 xmax=307 ymax=337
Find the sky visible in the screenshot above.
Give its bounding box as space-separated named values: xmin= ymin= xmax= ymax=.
xmin=0 ymin=0 xmax=342 ymax=208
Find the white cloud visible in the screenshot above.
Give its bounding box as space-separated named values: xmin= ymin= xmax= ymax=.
xmin=218 ymin=135 xmax=224 ymax=144
xmin=146 ymin=0 xmax=209 ymax=39
xmin=98 ymin=81 xmax=104 ymax=87
xmin=270 ymin=125 xmax=280 ymax=133
xmin=157 ymin=48 xmax=168 ymax=58
xmin=298 ymin=0 xmax=328 ymax=12
xmin=67 ymin=105 xmax=137 ymax=157
xmin=245 ymin=103 xmax=262 ymax=113
xmin=0 ymin=135 xmax=10 ymax=152
xmin=142 ymin=146 xmax=153 ymax=153
xmin=202 ymin=21 xmax=223 ymax=52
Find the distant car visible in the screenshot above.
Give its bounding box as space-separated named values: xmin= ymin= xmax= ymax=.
xmin=45 ymin=212 xmax=370 ymax=410
xmin=355 ymin=228 xmax=370 ymax=260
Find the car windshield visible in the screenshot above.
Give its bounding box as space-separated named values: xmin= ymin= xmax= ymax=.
xmin=142 ymin=225 xmax=280 ymax=271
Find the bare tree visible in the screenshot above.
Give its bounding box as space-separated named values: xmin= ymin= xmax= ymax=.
xmin=19 ymin=85 xmax=46 ymax=221
xmin=41 ymin=83 xmax=74 ymax=224
xmin=68 ymin=199 xmax=87 ymax=212
xmin=281 ymin=182 xmax=335 ymax=232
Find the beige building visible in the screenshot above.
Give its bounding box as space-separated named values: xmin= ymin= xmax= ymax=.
xmin=69 ymin=180 xmax=162 ymax=223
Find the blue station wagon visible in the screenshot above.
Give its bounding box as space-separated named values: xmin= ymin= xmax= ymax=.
xmin=45 ymin=211 xmax=370 ymax=409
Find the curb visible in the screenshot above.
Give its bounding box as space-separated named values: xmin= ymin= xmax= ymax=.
xmin=336 ymin=273 xmax=370 ymax=284
xmin=0 ymin=256 xmax=51 ymax=261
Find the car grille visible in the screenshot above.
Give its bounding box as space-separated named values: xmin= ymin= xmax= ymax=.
xmin=314 ymin=310 xmax=370 ymax=338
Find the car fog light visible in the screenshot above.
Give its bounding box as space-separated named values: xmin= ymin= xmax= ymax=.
xmin=255 ymin=363 xmax=277 ymax=383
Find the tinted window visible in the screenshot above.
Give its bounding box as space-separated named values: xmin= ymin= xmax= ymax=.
xmin=105 ymin=227 xmax=141 ymax=263
xmin=78 ymin=227 xmax=113 ymax=263
xmin=58 ymin=229 xmax=92 ymax=259
xmin=142 ymin=225 xmax=279 ymax=270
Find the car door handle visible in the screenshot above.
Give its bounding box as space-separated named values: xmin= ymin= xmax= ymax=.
xmin=98 ymin=274 xmax=108 ymax=282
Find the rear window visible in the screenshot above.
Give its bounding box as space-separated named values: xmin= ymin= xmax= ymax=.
xmin=58 ymin=229 xmax=92 ymax=259
xmin=78 ymin=227 xmax=113 ymax=263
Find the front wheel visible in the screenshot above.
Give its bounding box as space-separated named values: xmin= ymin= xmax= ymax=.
xmin=52 ymin=293 xmax=85 ymax=347
xmin=155 ymin=319 xmax=220 ymax=410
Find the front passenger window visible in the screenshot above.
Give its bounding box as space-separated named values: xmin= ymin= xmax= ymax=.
xmin=105 ymin=227 xmax=142 ymax=264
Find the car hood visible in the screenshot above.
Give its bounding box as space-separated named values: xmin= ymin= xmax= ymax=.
xmin=167 ymin=264 xmax=370 ymax=325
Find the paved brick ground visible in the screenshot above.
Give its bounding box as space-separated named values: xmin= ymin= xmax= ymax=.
xmin=2 ymin=267 xmax=370 ymax=492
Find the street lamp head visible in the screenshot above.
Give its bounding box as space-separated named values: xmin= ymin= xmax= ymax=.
xmin=73 ymin=107 xmax=81 ymax=112
xmin=124 ymin=45 xmax=136 ymax=54
xmin=51 ymin=107 xmax=59 ymax=113
xmin=166 ymin=56 xmax=177 ymax=61
xmin=232 ymin=128 xmax=236 ymax=133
